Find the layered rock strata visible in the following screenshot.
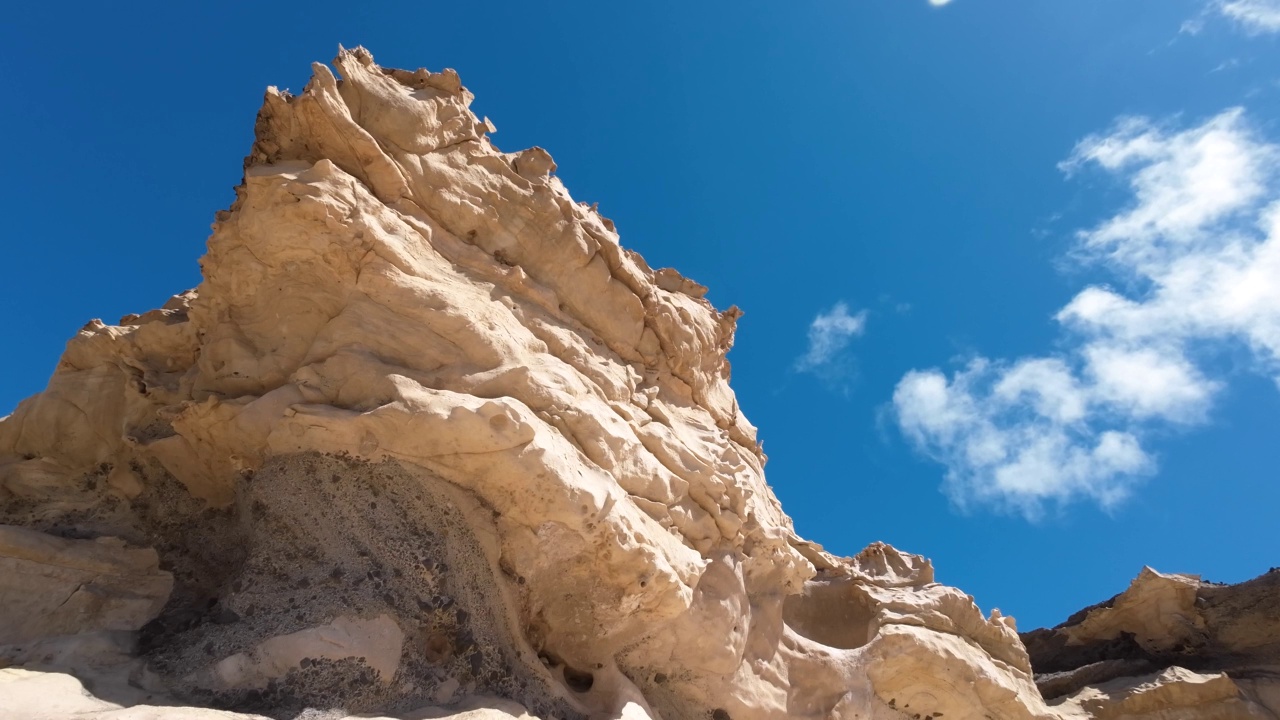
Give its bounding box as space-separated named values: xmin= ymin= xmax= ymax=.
xmin=0 ymin=47 xmax=1272 ymax=720
xmin=1023 ymin=567 xmax=1280 ymax=719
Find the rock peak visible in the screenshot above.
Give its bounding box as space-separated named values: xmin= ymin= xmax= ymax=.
xmin=2 ymin=48 xmax=1274 ymax=720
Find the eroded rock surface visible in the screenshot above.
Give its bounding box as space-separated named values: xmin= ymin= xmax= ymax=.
xmin=0 ymin=525 xmax=172 ymax=646
xmin=1024 ymin=567 xmax=1280 ymax=719
xmin=0 ymin=47 xmax=1272 ymax=720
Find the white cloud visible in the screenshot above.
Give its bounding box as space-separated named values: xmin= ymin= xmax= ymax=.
xmin=895 ymin=363 xmax=1154 ymax=518
xmin=929 ymin=0 xmax=954 ymax=6
xmin=796 ymin=302 xmax=867 ymax=376
xmin=993 ymin=358 xmax=1087 ymax=424
xmin=1217 ymin=0 xmax=1280 ymax=33
xmin=895 ymin=108 xmax=1280 ymax=517
xmin=1064 ymin=110 xmax=1271 ymax=257
xmin=1083 ymin=344 xmax=1218 ymax=423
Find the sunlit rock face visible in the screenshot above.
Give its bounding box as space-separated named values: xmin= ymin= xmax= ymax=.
xmin=1 ymin=47 xmax=1266 ymax=720
xmin=1023 ymin=567 xmax=1280 ymax=720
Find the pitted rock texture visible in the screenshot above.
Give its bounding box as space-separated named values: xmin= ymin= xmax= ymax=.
xmin=0 ymin=47 xmax=1271 ymax=720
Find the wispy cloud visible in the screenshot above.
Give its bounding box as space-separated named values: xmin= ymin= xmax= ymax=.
xmin=796 ymin=302 xmax=868 ymax=380
xmin=1182 ymin=1 xmax=1280 ymax=36
xmin=1217 ymin=0 xmax=1280 ymax=33
xmin=894 ymin=108 xmax=1280 ymax=518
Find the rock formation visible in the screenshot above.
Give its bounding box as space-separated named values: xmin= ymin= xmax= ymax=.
xmin=1023 ymin=567 xmax=1280 ymax=718
xmin=0 ymin=47 xmax=1275 ymax=720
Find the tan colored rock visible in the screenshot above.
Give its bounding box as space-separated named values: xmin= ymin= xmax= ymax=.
xmin=210 ymin=615 xmax=405 ymax=690
xmin=1063 ymin=568 xmax=1206 ymax=654
xmin=0 ymin=667 xmax=538 ymax=719
xmin=15 ymin=46 xmax=1266 ymax=720
xmin=0 ymin=525 xmax=172 ymax=645
xmin=1024 ymin=567 xmax=1280 ymax=720
xmin=1055 ymin=667 xmax=1272 ymax=720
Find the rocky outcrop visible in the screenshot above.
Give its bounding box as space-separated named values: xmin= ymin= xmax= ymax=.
xmin=0 ymin=47 xmax=1274 ymax=720
xmin=0 ymin=525 xmax=172 ymax=646
xmin=1023 ymin=567 xmax=1280 ymax=719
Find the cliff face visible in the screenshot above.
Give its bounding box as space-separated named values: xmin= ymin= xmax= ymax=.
xmin=0 ymin=48 xmax=1272 ymax=720
xmin=1022 ymin=567 xmax=1280 ymax=719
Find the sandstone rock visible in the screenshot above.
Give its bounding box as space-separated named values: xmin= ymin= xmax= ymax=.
xmin=209 ymin=615 xmax=405 ymax=690
xmin=1024 ymin=567 xmax=1280 ymax=719
xmin=1053 ymin=667 xmax=1272 ymax=720
xmin=1063 ymin=568 xmax=1206 ymax=655
xmin=4 ymin=46 xmax=1270 ymax=720
xmin=0 ymin=525 xmax=172 ymax=646
xmin=0 ymin=667 xmax=537 ymax=719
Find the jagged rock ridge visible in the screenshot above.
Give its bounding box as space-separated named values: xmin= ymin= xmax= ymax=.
xmin=0 ymin=48 xmax=1273 ymax=720
xmin=1022 ymin=567 xmax=1280 ymax=718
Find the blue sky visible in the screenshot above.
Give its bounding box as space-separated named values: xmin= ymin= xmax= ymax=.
xmin=2 ymin=1 xmax=1278 ymax=630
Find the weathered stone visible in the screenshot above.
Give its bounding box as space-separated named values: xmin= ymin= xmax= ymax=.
xmin=0 ymin=525 xmax=172 ymax=645
xmin=1025 ymin=567 xmax=1280 ymax=718
xmin=1 ymin=46 xmax=1275 ymax=720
